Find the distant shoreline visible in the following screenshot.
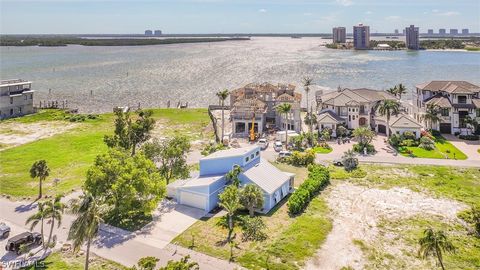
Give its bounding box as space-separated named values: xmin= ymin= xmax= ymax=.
xmin=0 ymin=37 xmax=250 ymax=47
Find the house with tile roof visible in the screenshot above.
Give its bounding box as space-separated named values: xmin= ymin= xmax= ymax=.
xmin=316 ymin=87 xmax=422 ymax=137
xmin=229 ymin=82 xmax=302 ymax=138
xmin=167 ymin=146 xmax=294 ymax=213
xmin=415 ymin=81 xmax=480 ymax=134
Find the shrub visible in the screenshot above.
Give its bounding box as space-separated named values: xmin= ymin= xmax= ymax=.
xmin=459 ymin=134 xmax=479 ymax=141
xmin=400 ymin=139 xmax=418 ymax=147
xmin=421 ymin=130 xmax=434 ymax=140
xmin=201 ymin=142 xmax=227 ymax=156
xmin=388 ymin=134 xmax=403 ymax=147
xmin=403 ymin=131 xmax=416 ymax=140
xmin=287 ymin=165 xmax=330 ymax=215
xmin=279 ymin=150 xmax=315 ymax=167
xmin=87 ymin=114 xmax=99 ymax=119
xmin=454 ymin=131 xmax=461 ymax=136
xmin=342 ymin=150 xmax=358 ymax=172
xmin=352 ymin=143 xmax=375 ymax=154
xmin=419 ymin=136 xmax=436 ymax=150
xmin=431 ymin=129 xmax=442 ymax=136
xmin=66 ymin=114 xmax=86 ymax=122
xmin=240 ymin=216 xmax=267 ymax=242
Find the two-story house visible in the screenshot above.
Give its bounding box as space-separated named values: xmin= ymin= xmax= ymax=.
xmin=167 ymin=146 xmax=294 ymax=213
xmin=0 ymin=79 xmax=35 ymax=119
xmin=415 ymin=81 xmax=480 ymax=134
xmin=317 ymin=87 xmax=422 ymax=138
xmin=229 ymin=83 xmax=302 ymax=137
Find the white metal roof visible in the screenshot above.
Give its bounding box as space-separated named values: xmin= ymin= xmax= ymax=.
xmin=241 ymin=159 xmax=291 ymax=194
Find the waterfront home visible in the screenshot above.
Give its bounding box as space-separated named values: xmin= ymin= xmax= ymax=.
xmin=229 ymin=82 xmax=302 ymax=138
xmin=167 ymin=146 xmax=294 ymax=213
xmin=317 ymin=87 xmax=422 ymax=137
xmin=415 ymin=81 xmax=480 ymax=134
xmin=0 ymin=79 xmax=35 ymax=119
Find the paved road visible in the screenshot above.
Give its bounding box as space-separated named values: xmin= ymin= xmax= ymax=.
xmin=0 ymin=197 xmax=240 ymax=269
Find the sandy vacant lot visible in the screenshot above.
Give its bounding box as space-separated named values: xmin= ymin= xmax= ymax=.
xmin=305 ymin=183 xmax=467 ymax=270
xmin=0 ymin=121 xmax=78 ymax=150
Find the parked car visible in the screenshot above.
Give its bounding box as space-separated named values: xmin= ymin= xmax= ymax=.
xmin=5 ymin=232 xmax=42 ymax=255
xmin=257 ymin=138 xmax=269 ymax=150
xmin=333 ymin=159 xmax=343 ymax=166
xmin=0 ymin=222 xmax=10 ymax=238
xmin=278 ymin=151 xmax=292 ymax=158
xmin=273 ymin=141 xmax=283 ymax=152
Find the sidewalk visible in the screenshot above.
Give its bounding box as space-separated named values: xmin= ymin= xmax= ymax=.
xmin=0 ymin=197 xmax=240 ymax=269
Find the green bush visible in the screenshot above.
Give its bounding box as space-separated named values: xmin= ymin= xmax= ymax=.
xmin=201 ymin=142 xmax=227 ymax=156
xmin=287 ymin=165 xmax=330 ymax=215
xmin=419 ymin=136 xmax=436 ymax=150
xmin=403 ymin=131 xmax=416 ymax=140
xmin=459 ymin=134 xmax=479 ymax=141
xmin=388 ymin=134 xmax=403 ymax=147
xmin=65 ymin=114 xmax=87 ymax=122
xmin=400 ymin=139 xmax=418 ymax=147
xmin=352 ymin=143 xmax=375 ymax=154
xmin=240 ymin=216 xmax=267 ymax=242
xmin=278 ymin=150 xmax=315 ymax=167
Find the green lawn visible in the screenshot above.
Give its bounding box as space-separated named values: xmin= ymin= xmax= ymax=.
xmin=173 ymin=169 xmax=332 ymax=270
xmin=23 ymin=251 xmax=127 ymax=270
xmin=398 ymin=136 xmax=467 ymax=160
xmin=312 ymin=146 xmax=333 ymax=154
xmin=0 ymin=108 xmax=212 ymax=198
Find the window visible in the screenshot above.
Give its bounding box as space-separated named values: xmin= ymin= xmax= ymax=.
xmin=251 ymin=154 xmax=254 ymax=159
xmin=18 ymin=107 xmax=22 ymax=113
xmin=458 ymin=96 xmax=467 ymax=104
xmin=255 ymin=151 xmax=259 ymax=156
xmin=30 ymin=94 xmax=33 ymax=99
xmin=477 ymin=109 xmax=480 ymax=117
xmin=10 ymin=109 xmax=13 ymax=115
xmin=24 ymin=95 xmax=27 ymax=100
xmin=245 ymin=157 xmax=249 ymax=162
xmin=441 ymin=108 xmax=449 ymax=116
xmin=348 ymin=115 xmax=351 ymax=121
xmin=352 ymin=115 xmax=355 ymax=120
xmin=10 ymin=97 xmax=13 ymax=104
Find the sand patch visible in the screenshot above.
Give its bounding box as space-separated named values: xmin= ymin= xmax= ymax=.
xmin=305 ymin=183 xmax=466 ymax=270
xmin=0 ymin=121 xmax=78 ymax=150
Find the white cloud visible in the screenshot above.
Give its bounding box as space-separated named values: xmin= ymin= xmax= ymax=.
xmin=258 ymin=8 xmax=267 ymax=13
xmin=335 ymin=0 xmax=353 ymax=7
xmin=365 ymin=11 xmax=372 ymax=15
xmin=437 ymin=11 xmax=460 ymax=16
xmin=432 ymin=9 xmax=439 ymax=13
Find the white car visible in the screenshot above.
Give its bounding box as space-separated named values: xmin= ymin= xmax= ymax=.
xmin=273 ymin=141 xmax=283 ymax=152
xmin=278 ymin=151 xmax=292 ymax=158
xmin=257 ymin=138 xmax=269 ymax=150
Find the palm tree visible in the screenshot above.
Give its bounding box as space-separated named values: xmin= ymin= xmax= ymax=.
xmin=30 ymin=160 xmax=50 ymax=199
xmin=421 ymin=104 xmax=441 ymax=130
xmin=386 ymin=86 xmax=398 ymax=97
xmin=216 ymin=90 xmax=230 ymax=143
xmin=240 ymin=184 xmax=264 ymax=217
xmin=303 ymin=77 xmax=314 ymax=145
xmin=396 ymin=83 xmax=407 ymax=99
xmin=25 ymin=201 xmax=47 ymax=248
xmin=44 ymin=195 xmax=65 ymax=248
xmin=276 ymin=103 xmax=292 ymax=149
xmin=225 ymin=165 xmax=243 ymax=187
xmin=418 ymin=228 xmax=455 ymax=270
xmin=68 ymin=192 xmax=108 ymax=270
xmin=376 ymin=99 xmax=400 ymax=137
xmin=218 ymin=185 xmax=241 ymax=242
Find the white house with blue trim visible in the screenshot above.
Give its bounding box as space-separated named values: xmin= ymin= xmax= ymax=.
xmin=167 ymin=146 xmax=294 ymax=213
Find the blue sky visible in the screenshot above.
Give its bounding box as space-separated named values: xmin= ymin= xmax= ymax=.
xmin=1 ymin=0 xmax=479 ymax=34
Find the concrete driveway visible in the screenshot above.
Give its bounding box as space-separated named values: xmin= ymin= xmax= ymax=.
xmin=442 ymin=134 xmax=480 ymax=160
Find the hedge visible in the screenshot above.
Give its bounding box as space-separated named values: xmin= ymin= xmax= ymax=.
xmin=287 ymin=164 xmax=330 ymax=215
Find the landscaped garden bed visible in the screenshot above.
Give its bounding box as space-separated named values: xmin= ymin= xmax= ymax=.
xmin=390 ymin=131 xmax=467 ymax=160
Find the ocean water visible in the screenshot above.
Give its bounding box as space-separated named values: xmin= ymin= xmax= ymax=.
xmin=1 ymin=37 xmax=479 ymax=113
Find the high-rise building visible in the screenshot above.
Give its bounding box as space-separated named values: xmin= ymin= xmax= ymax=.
xmin=439 ymin=28 xmax=446 ymax=35
xmin=405 ymin=25 xmax=420 ymax=50
xmin=450 ymin=29 xmax=458 ymax=35
xmin=402 ymin=29 xmax=406 ymax=35
xmin=427 ymin=29 xmax=434 ymax=34
xmin=145 ymin=30 xmax=153 ymax=36
xmin=353 ymin=24 xmax=370 ymax=49
xmin=154 ymin=30 xmax=162 ymax=36
xmin=394 ymin=29 xmax=399 ymax=34
xmin=462 ymin=29 xmax=469 ymax=35
xmin=332 ymin=27 xmax=346 ymax=43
